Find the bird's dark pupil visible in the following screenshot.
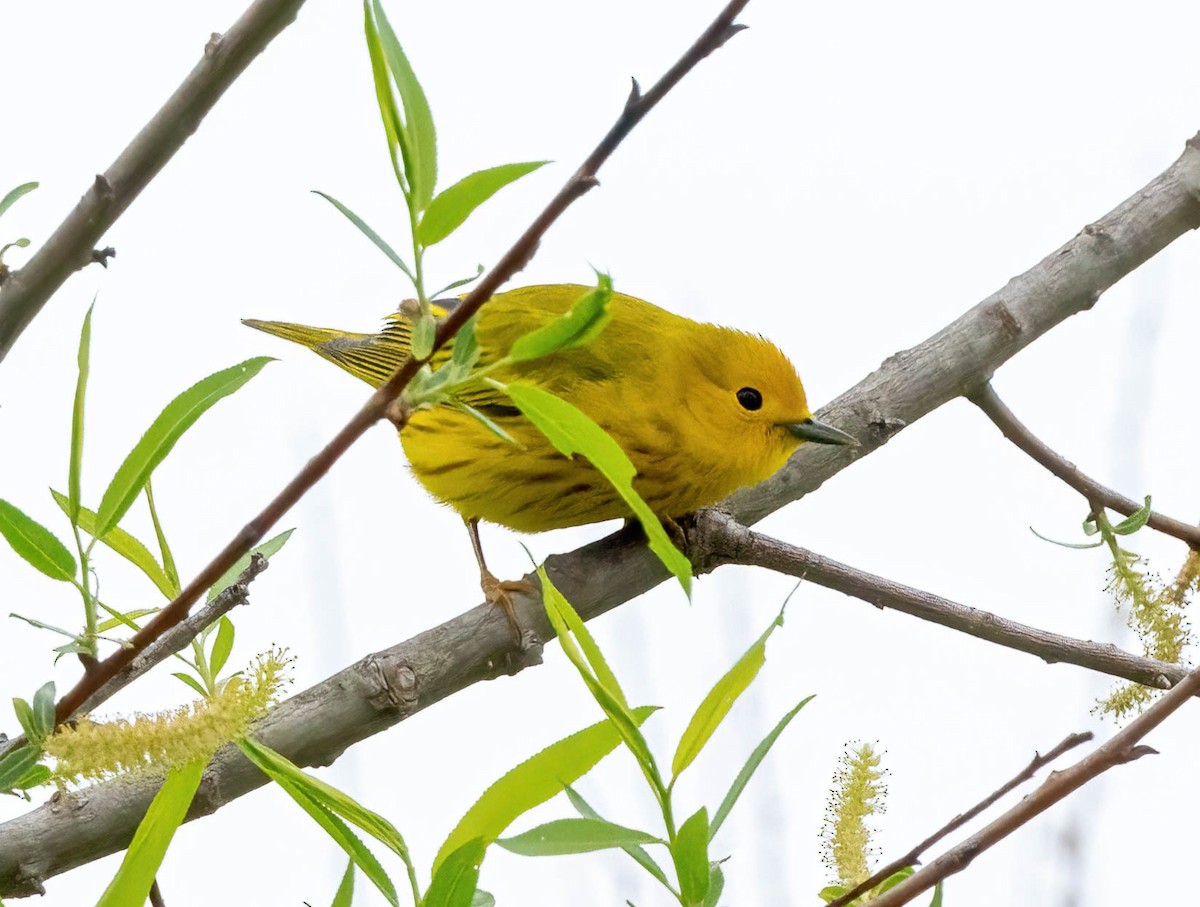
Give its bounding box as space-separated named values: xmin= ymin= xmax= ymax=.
xmin=737 ymin=387 xmax=763 ymax=411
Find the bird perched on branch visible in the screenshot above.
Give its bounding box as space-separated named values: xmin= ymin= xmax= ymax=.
xmin=245 ymin=283 xmax=855 ymax=620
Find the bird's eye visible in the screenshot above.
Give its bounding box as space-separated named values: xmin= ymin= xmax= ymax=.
xmin=736 ymin=387 xmax=763 ymax=411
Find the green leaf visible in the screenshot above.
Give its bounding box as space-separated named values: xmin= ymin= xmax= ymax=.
xmin=875 ymin=866 xmax=915 ymax=894
xmin=710 ymin=695 xmax=813 ymax=839
xmin=0 ymin=182 xmax=38 ymax=220
xmin=817 ymin=885 xmax=848 ymax=902
xmin=14 ymin=763 xmax=51 ymax=791
xmin=503 ymin=384 xmax=691 ymax=593
xmin=97 ymin=607 xmax=158 ymax=633
xmin=312 ymin=191 xmax=415 ymax=281
xmin=144 ymin=480 xmax=179 ymax=594
xmin=0 ymin=746 xmax=42 ymax=791
xmin=0 ymin=238 xmax=31 ymax=261
xmin=508 ymin=275 xmax=612 ymax=362
xmin=538 ymin=569 xmax=661 ymax=787
xmin=241 ymin=741 xmax=399 ymax=906
xmin=430 ymin=265 xmax=483 ymax=300
xmin=95 ymin=759 xmax=205 ymax=907
xmin=31 ymin=681 xmax=55 ymax=739
xmin=498 ymin=818 xmax=661 ymax=856
xmin=452 ymin=402 xmax=516 ymax=445
xmin=417 ymin=161 xmax=548 ymax=245
xmin=539 ymin=566 xmax=627 ymax=707
xmin=563 ymin=784 xmax=672 ymax=890
xmin=371 ymin=0 xmax=437 ymax=210
xmin=0 ymin=500 xmax=75 ymax=582
xmin=411 ymin=311 xmax=436 ymax=360
xmin=1028 ymin=526 xmax=1103 ymax=550
xmin=673 ymin=609 xmax=785 ymax=779
xmin=239 ymin=738 xmax=413 ymax=864
xmin=207 ymin=528 xmax=293 ymax=601
xmin=434 ymin=707 xmax=656 ymax=873
xmin=702 ymin=862 xmax=725 ymax=907
xmin=362 ymin=0 xmax=406 ymax=192
xmin=12 ymin=698 xmax=36 ymax=743
xmin=68 ymin=304 xmax=94 ymax=524
xmin=331 ymin=860 xmax=355 ymax=907
xmin=929 ymin=880 xmax=944 ymax=907
xmin=209 ymin=616 xmax=236 ymax=677
xmin=471 ymin=891 xmax=495 ymax=907
xmin=50 ymin=490 xmax=176 ymax=598
xmin=96 ymin=358 xmax=271 ymax=535
xmin=450 ymin=315 xmax=480 ymax=372
xmin=1112 ymin=496 xmax=1153 ymax=535
xmin=171 ymin=672 xmax=209 ymax=698
xmin=425 ymin=838 xmax=484 ymax=907
xmin=672 ymin=808 xmax=710 ymax=906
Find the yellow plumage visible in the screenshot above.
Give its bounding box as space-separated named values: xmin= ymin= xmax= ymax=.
xmin=245 ymin=284 xmax=854 ymax=533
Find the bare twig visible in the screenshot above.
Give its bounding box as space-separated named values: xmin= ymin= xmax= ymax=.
xmin=870 ymin=666 xmax=1200 ymax=906
xmin=695 ymin=512 xmax=1193 ymax=692
xmin=4 ymin=124 xmax=1200 ymax=904
xmin=0 ymin=0 xmax=311 ymax=362
xmin=826 ymin=732 xmax=1091 ymax=907
xmin=0 ymin=557 xmax=267 ymax=761
xmin=971 ymin=383 xmax=1200 ymax=549
xmin=44 ymin=0 xmax=751 ymax=730
xmin=148 ymin=878 xmax=167 ymax=907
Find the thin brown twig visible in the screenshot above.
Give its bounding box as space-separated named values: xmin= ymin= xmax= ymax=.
xmin=694 ymin=511 xmax=1192 ymax=692
xmin=971 ymin=383 xmax=1200 ymax=549
xmin=0 ymin=0 xmax=312 ymax=363
xmin=149 ymin=878 xmax=167 ymax=907
xmin=826 ymin=732 xmax=1092 ymax=907
xmin=871 ymin=664 xmax=1200 ymax=906
xmin=47 ymin=0 xmax=752 ymax=726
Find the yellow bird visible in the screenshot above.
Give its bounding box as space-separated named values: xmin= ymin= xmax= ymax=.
xmin=245 ymin=284 xmax=855 ymax=614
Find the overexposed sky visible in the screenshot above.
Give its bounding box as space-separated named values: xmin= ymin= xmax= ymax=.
xmin=3 ymin=1 xmax=1200 ymax=904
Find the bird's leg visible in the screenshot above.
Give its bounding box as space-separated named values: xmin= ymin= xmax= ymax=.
xmin=466 ymin=518 xmax=535 ymax=645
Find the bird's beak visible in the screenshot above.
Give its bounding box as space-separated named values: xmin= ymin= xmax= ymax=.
xmin=785 ymin=417 xmax=859 ymax=447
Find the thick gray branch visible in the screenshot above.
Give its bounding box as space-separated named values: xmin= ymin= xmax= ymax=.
xmin=2 ymin=135 xmax=1200 ymax=897
xmin=0 ymin=0 xmax=310 ymax=363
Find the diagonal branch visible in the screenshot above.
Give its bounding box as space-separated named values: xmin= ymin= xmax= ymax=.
xmin=43 ymin=0 xmax=753 ymax=733
xmin=971 ymin=383 xmax=1200 ymax=549
xmin=696 ymin=512 xmax=1193 ymax=692
xmin=0 ymin=0 xmax=313 ymax=363
xmin=826 ymin=731 xmax=1092 ymax=907
xmin=870 ymin=664 xmax=1200 ymax=907
xmin=2 ymin=123 xmax=1200 ymax=901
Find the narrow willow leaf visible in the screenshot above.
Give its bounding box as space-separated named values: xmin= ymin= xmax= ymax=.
xmin=371 ymin=0 xmax=437 ymax=209
xmin=0 ymin=499 xmax=75 ymax=582
xmin=563 ymin=784 xmax=672 ymax=889
xmin=702 ymin=863 xmax=725 ymax=907
xmin=431 ymin=265 xmax=483 ymax=299
xmin=209 ymin=616 xmax=236 ymax=677
xmin=672 ymin=808 xmax=710 ymax=906
xmin=206 ymin=528 xmax=294 ymax=601
xmin=876 ymin=866 xmax=915 ymax=894
xmin=434 ymin=707 xmax=656 ymax=873
xmin=508 ymin=275 xmax=612 ymax=362
xmin=14 ymin=763 xmax=52 ymax=791
xmin=425 ymin=838 xmax=485 ymax=907
xmin=710 ymin=695 xmax=814 ymax=838
xmin=68 ymin=304 xmax=94 ymax=524
xmin=0 ymin=182 xmax=37 ymax=219
xmin=503 ymin=384 xmax=691 ymax=593
xmin=238 ymin=738 xmax=413 ymax=863
xmin=312 ymin=191 xmax=415 ymax=280
xmin=95 ymin=759 xmax=205 ymax=907
xmin=450 ymin=315 xmax=480 ymax=371
xmin=97 ymin=608 xmax=158 ymax=632
xmin=144 ymin=480 xmax=178 ymax=593
xmin=539 ymin=570 xmax=660 ymax=782
xmin=96 ymin=358 xmax=272 ymax=535
xmin=241 ymin=740 xmax=399 ymax=906
xmin=498 ymin=818 xmax=661 ymax=856
xmin=471 ymin=891 xmax=496 ymax=907
xmin=1112 ymin=496 xmax=1153 ymax=535
xmin=51 ymin=490 xmax=176 ymax=598
xmin=12 ymin=698 xmax=36 ymax=742
xmin=539 ymin=567 xmax=627 ymax=707
xmin=411 ymin=311 xmax=436 ymax=360
xmin=672 ymin=609 xmax=785 ymax=779
xmin=0 ymin=746 xmax=41 ymax=791
xmin=452 ymin=402 xmax=516 ymax=446
xmin=361 ymin=0 xmax=406 ymax=191
xmin=929 ymin=880 xmax=944 ymax=907
xmin=31 ymin=681 xmax=55 ymax=738
xmin=1028 ymin=526 xmax=1103 ymax=550
xmin=331 ymin=860 xmax=355 ymax=907
xmin=417 ymin=161 xmax=548 ymax=245
xmin=818 ymin=885 xmax=848 ymax=902
xmin=172 ymin=672 xmax=209 ymax=698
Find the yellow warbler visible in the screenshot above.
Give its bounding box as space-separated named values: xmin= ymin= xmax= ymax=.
xmin=246 ymin=283 xmax=854 ymax=531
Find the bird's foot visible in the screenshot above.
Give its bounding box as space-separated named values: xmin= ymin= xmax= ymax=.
xmin=481 ymin=570 xmax=541 ymax=657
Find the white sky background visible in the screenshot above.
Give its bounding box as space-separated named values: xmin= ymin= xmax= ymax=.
xmin=2 ymin=0 xmax=1199 ymax=904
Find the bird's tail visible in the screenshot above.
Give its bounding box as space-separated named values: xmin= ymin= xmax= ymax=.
xmin=242 ymin=318 xmax=409 ymax=388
